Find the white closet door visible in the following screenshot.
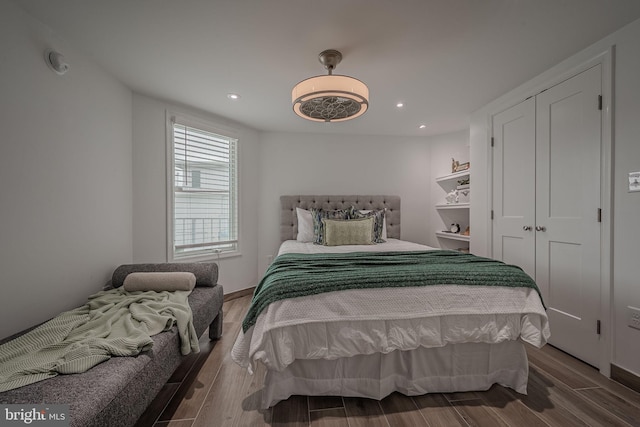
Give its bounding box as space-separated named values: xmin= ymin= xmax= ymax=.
xmin=491 ymin=98 xmax=536 ymax=279
xmin=536 ymin=64 xmax=602 ymax=367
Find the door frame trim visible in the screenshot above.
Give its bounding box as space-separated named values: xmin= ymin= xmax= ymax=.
xmin=484 ymin=47 xmax=614 ymax=375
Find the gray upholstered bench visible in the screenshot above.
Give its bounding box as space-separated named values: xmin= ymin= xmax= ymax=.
xmin=0 ymin=262 xmax=224 ymax=427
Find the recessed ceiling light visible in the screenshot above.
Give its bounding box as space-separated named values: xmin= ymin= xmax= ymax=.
xmin=419 ymin=124 xmax=427 ymax=129
xmin=396 ymin=102 xmax=404 ymax=108
xmin=227 ymin=93 xmax=240 ymax=100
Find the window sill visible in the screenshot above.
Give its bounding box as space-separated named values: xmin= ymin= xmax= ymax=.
xmin=171 ymin=250 xmax=241 ymax=263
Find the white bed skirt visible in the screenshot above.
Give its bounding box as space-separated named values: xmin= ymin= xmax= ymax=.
xmin=261 ymin=340 xmax=529 ymax=408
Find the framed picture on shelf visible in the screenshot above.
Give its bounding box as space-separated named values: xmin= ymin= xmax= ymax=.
xmin=455 ymin=162 xmax=470 ymax=172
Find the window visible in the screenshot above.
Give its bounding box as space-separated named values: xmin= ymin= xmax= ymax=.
xmin=168 ymin=115 xmax=238 ymax=260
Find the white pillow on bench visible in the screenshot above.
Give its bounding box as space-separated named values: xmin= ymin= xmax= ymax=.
xmin=123 ymin=272 xmax=196 ymax=292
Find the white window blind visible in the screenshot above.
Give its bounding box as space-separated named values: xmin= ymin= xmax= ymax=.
xmin=171 ymin=120 xmax=238 ymax=259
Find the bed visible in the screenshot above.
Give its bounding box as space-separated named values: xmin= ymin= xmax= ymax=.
xmin=232 ymin=195 xmax=549 ymax=408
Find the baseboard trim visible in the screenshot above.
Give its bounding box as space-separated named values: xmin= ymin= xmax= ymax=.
xmin=223 ymin=287 xmax=255 ymax=302
xmin=611 ymin=364 xmax=640 ymax=394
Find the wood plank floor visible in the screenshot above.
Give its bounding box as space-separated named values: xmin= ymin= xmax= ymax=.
xmin=135 ymin=295 xmax=640 ymax=427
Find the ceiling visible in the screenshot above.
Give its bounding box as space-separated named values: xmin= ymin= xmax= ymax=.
xmin=13 ymin=0 xmax=640 ymax=137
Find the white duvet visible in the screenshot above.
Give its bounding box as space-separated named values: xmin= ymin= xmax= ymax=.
xmin=231 ymin=239 xmax=550 ymax=374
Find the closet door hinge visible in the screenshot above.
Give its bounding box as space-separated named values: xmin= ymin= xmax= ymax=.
xmin=597 ymin=320 xmax=601 ymax=335
xmin=598 ymin=95 xmax=603 ymax=111
xmin=491 ymin=210 xmax=494 ymax=220
xmin=491 ymin=137 xmax=495 ymax=147
xmin=598 ymin=208 xmax=602 ymax=222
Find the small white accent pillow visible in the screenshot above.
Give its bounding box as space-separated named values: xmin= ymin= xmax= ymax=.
xmin=123 ymin=272 xmax=196 ymax=292
xmin=296 ymin=207 xmax=315 ymax=242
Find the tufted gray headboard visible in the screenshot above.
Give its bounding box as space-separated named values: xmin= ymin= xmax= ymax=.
xmin=280 ymin=195 xmax=401 ymax=242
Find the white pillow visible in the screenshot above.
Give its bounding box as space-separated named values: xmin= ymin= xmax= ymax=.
xmin=296 ymin=207 xmax=315 ymax=242
xmin=359 ymin=209 xmax=388 ymax=240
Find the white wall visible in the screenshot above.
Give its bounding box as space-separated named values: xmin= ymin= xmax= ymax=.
xmin=609 ymin=18 xmax=640 ymax=379
xmin=256 ymin=132 xmax=432 ymax=274
xmin=426 ymin=130 xmax=470 ymax=249
xmin=132 ymin=93 xmax=260 ymax=294
xmin=0 ymin=1 xmax=133 ymax=338
xmin=470 ymin=18 xmax=640 ymax=377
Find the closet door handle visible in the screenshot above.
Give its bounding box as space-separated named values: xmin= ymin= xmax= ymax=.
xmin=535 ymin=226 xmax=547 ymax=232
xmin=523 ymin=226 xmax=532 ymax=231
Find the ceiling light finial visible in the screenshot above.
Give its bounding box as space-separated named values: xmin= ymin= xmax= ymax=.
xmin=292 ymin=49 xmax=369 ymax=122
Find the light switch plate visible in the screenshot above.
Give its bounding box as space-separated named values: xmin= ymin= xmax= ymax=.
xmin=629 ymin=306 xmax=640 ymax=330
xmin=630 ymin=171 xmax=640 ymax=192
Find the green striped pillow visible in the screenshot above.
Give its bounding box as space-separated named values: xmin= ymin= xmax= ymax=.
xmin=310 ymin=208 xmax=352 ymax=244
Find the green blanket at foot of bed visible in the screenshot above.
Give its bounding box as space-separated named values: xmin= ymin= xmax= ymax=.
xmin=242 ymin=250 xmax=543 ymax=332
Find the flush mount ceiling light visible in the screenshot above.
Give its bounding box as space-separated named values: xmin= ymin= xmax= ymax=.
xmin=292 ymin=49 xmax=369 ymax=122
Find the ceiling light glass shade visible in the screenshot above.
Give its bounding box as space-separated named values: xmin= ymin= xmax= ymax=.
xmin=292 ymin=74 xmax=369 ymax=122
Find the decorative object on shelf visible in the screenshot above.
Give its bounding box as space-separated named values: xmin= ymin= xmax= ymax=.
xmin=451 ymin=158 xmax=459 ymax=173
xmin=450 ymin=223 xmax=460 ymax=233
xmin=456 ymin=175 xmax=470 ymax=203
xmin=458 ymin=187 xmax=470 ymax=203
xmin=292 ymin=49 xmax=369 ymax=122
xmin=455 ymin=161 xmax=470 ymax=172
xmin=461 ymin=226 xmax=470 ymax=236
xmin=445 ymin=189 xmax=459 ymax=204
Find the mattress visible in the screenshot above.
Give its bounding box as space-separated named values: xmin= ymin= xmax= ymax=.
xmin=277 ymin=238 xmax=434 ymax=255
xmin=232 ymin=240 xmax=550 ymax=374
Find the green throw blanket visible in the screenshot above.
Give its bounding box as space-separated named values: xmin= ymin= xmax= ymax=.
xmin=242 ymin=250 xmax=543 ymax=332
xmin=0 ymin=287 xmax=199 ymax=393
